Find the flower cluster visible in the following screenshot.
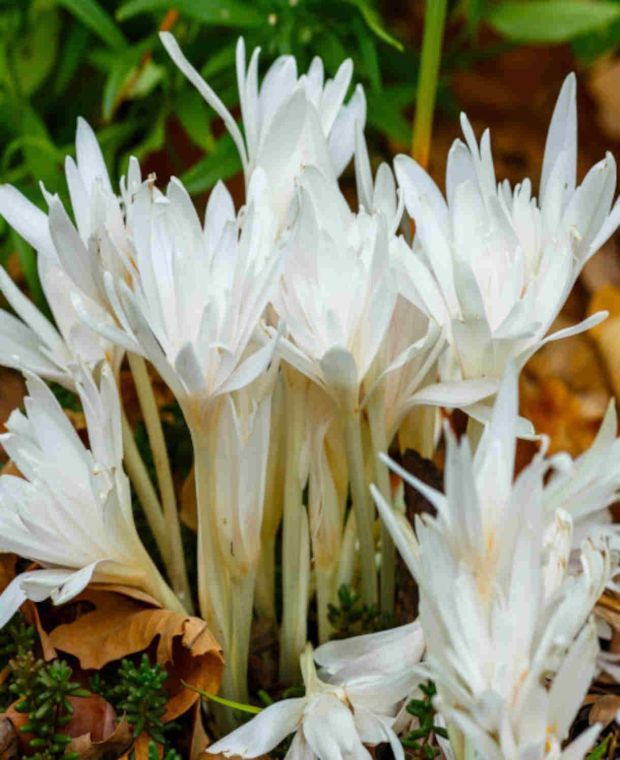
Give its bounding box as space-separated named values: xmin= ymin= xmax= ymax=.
xmin=0 ymin=32 xmax=619 ymax=760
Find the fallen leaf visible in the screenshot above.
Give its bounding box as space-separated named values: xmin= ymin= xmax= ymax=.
xmin=48 ymin=588 xmax=224 ymax=721
xmin=0 ymin=370 xmax=25 ymax=441
xmin=588 ymin=56 xmax=620 ymax=141
xmin=119 ymin=733 xmax=151 ymax=760
xmin=589 ymin=694 xmax=620 ymax=727
xmin=589 ymin=286 xmax=620 ymax=402
xmin=66 ymin=717 xmax=133 ymax=760
xmin=190 ymin=701 xmax=210 ymax=760
xmin=0 ymin=717 xmax=17 ymax=760
xmin=0 ymin=556 xmax=16 ymax=595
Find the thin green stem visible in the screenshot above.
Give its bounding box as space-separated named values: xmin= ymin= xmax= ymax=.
xmin=128 ymin=353 xmax=192 ymax=612
xmin=120 ymin=406 xmax=170 ymax=569
xmin=412 ymin=0 xmax=448 ymax=168
xmin=367 ymin=389 xmax=395 ymax=615
xmin=343 ymin=409 xmax=378 ymax=606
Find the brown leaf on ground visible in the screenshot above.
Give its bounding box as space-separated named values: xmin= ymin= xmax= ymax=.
xmin=520 ymin=375 xmax=606 ymax=457
xmin=588 ymin=57 xmax=620 ymax=142
xmin=190 ymin=701 xmax=210 ymax=759
xmin=180 ymin=466 xmax=198 ymax=532
xmin=0 ymin=717 xmax=17 ymax=759
xmin=22 ymin=600 xmax=56 ymax=661
xmin=47 ymin=588 xmax=224 ymax=722
xmin=119 ymin=733 xmax=151 ymax=760
xmin=66 ymin=717 xmax=133 ymax=760
xmin=0 ymin=555 xmax=16 ymax=595
xmin=589 ymin=694 xmax=620 ymax=727
xmin=589 ymin=286 xmax=620 ymax=402
xmin=0 ymin=370 xmax=25 ymax=451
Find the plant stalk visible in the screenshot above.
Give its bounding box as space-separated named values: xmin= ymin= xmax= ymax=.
xmin=120 ymin=407 xmax=170 ymax=568
xmin=367 ymin=389 xmax=395 ymax=615
xmin=343 ymin=409 xmax=378 ymax=606
xmin=128 ymin=353 xmax=192 ymax=612
xmin=412 ymin=0 xmax=448 ymax=168
xmin=279 ymin=371 xmax=309 ymax=683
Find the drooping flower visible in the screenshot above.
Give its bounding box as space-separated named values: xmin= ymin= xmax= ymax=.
xmin=394 ymin=74 xmax=617 ymax=386
xmin=0 ymin=363 xmax=182 ymax=626
xmin=207 ymin=641 xmax=419 ymax=760
xmin=0 ymin=118 xmax=128 ymax=388
xmin=160 ymin=33 xmax=365 ymax=227
xmin=372 ymin=366 xmax=612 ymax=759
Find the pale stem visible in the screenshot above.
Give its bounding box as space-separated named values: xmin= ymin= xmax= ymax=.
xmin=343 ymin=408 xmax=378 ymax=606
xmin=411 ymin=0 xmax=448 ymax=168
xmin=127 ymin=352 xmax=192 ymax=611
xmin=255 ymin=533 xmax=276 ymax=621
xmin=191 ymin=428 xmax=232 ymax=653
xmin=336 ymin=511 xmax=358 ymax=589
xmin=120 ymin=406 xmax=170 ymax=568
xmin=142 ymin=565 xmax=187 ymax=616
xmin=316 ymin=565 xmax=336 ymax=643
xmin=279 ymin=371 xmax=309 ymax=683
xmin=229 ymin=570 xmax=256 ymax=704
xmin=366 ymin=388 xmax=395 ymax=615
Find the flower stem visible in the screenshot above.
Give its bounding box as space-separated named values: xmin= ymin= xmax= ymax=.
xmin=127 ymin=353 xmax=192 ymax=612
xmin=412 ymin=0 xmax=448 ymax=168
xmin=120 ymin=407 xmax=170 ymax=568
xmin=343 ymin=409 xmax=378 ymax=606
xmin=316 ymin=566 xmax=335 ymax=643
xmin=229 ymin=571 xmax=256 ymax=704
xmin=255 ymin=533 xmax=276 ymax=621
xmin=279 ymin=370 xmax=310 ymax=683
xmin=190 ymin=426 xmax=231 ymax=650
xmin=367 ymin=389 xmax=395 ymax=615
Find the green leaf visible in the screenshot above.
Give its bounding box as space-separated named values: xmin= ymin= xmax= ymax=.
xmin=53 ymin=21 xmax=91 ymax=95
xmin=180 ymin=133 xmax=241 ymax=195
xmin=12 ymin=8 xmax=60 ymax=95
xmin=586 ymin=734 xmax=611 ymax=760
xmin=55 ymin=0 xmax=127 ymax=49
xmin=176 ymin=91 xmax=215 ymax=151
xmin=117 ymin=0 xmax=265 ymax=27
xmin=487 ymin=1 xmax=620 ymax=44
xmin=344 ymin=0 xmax=404 ymax=51
xmin=355 ymin=17 xmax=382 ymax=91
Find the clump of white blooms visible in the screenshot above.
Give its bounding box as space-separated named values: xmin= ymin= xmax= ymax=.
xmin=0 ymin=32 xmax=619 ymax=760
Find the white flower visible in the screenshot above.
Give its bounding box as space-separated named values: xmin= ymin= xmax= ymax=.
xmin=394 ymin=73 xmax=617 ymax=384
xmin=208 ymin=642 xmax=417 ymax=760
xmin=160 ymin=33 xmax=366 ymax=227
xmin=0 ymin=118 xmax=128 ymax=387
xmin=72 ymin=168 xmax=281 ymax=429
xmin=0 ymin=363 xmax=181 ymax=625
xmin=542 ymin=400 xmax=620 ymax=543
xmin=272 ymin=166 xmax=398 ymax=407
xmin=372 ymin=366 xmax=611 ymax=759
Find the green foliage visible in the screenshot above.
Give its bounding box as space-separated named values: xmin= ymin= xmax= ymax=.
xmin=486 ymin=1 xmax=620 ymax=44
xmin=147 ymin=740 xmax=181 ymax=760
xmin=15 ymin=659 xmax=90 ymax=760
xmin=0 ymin=613 xmax=38 ymax=709
xmin=327 ymin=584 xmax=394 ymax=638
xmin=401 ymin=681 xmax=448 ymax=759
xmin=0 ymin=612 xmax=36 ymax=669
xmin=586 ymin=734 xmax=612 ymax=760
xmin=107 ymin=654 xmax=168 ymax=743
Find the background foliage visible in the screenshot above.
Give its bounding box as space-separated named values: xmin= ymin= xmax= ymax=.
xmin=1 ymin=0 xmax=620 ymax=307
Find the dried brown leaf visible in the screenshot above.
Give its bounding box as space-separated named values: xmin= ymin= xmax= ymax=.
xmin=589 ymin=694 xmax=620 ymax=727
xmin=48 ymin=588 xmax=223 ymax=721
xmin=180 ymin=466 xmax=198 ymax=532
xmin=66 ymin=717 xmax=133 ymax=760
